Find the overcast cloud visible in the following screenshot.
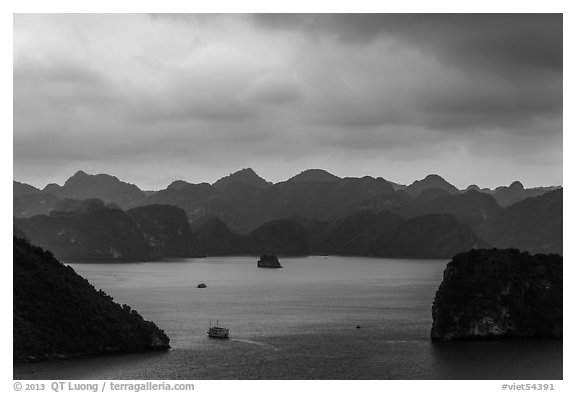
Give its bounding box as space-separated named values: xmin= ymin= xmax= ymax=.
xmin=13 ymin=14 xmax=562 ymax=190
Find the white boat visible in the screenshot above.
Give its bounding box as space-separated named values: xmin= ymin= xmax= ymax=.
xmin=207 ymin=320 xmax=229 ymax=339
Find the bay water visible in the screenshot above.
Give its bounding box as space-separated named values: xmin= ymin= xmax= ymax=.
xmin=13 ymin=256 xmax=562 ymax=380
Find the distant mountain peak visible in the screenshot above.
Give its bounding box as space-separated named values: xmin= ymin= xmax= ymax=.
xmin=13 ymin=181 xmax=41 ymax=196
xmin=466 ymin=184 xmax=481 ymax=191
xmin=65 ymin=170 xmax=120 ymax=186
xmin=65 ymin=171 xmax=86 ymax=184
xmin=43 ymin=183 xmax=60 ymax=192
xmin=510 ymin=181 xmax=524 ymax=190
xmin=39 ymin=170 xmax=145 ymax=209
xmin=412 ymin=174 xmax=451 ymax=184
xmin=492 ymin=180 xmax=557 ymax=207
xmin=288 ymin=169 xmax=341 ymax=183
xmin=424 ymin=174 xmax=446 ymax=181
xmin=213 ymin=168 xmax=271 ymax=192
xmin=167 ymin=180 xmax=194 ymax=191
xmin=237 ymin=168 xmax=257 ymax=175
xmin=406 ymin=174 xmax=459 ymax=198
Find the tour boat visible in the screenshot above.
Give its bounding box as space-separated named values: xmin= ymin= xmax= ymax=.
xmin=207 ymin=320 xmax=229 ymax=339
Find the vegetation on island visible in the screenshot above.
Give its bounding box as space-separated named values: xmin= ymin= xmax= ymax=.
xmin=13 ymin=237 xmax=170 ymax=361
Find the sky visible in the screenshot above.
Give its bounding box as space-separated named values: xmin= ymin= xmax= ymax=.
xmin=13 ymin=13 xmax=563 ymax=190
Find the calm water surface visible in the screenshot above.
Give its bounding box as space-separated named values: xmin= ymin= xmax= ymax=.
xmin=14 ymin=256 xmax=562 ymax=379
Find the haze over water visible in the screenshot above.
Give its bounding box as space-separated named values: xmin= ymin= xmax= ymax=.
xmin=14 ymin=257 xmax=562 ymax=380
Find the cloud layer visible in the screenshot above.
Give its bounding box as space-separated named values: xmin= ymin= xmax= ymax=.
xmin=14 ymin=14 xmax=562 ymax=189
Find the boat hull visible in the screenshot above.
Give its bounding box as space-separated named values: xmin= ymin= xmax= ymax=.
xmin=207 ymin=334 xmax=229 ymax=339
xmin=207 ymin=326 xmax=229 ymax=339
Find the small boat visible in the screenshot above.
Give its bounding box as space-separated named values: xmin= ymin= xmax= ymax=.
xmin=197 ymin=283 xmax=207 ymax=288
xmin=207 ymin=320 xmax=229 ymax=339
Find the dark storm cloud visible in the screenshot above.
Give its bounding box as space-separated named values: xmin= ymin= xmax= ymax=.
xmin=253 ymin=13 xmax=562 ymax=130
xmin=414 ymin=72 xmax=562 ymax=130
xmin=13 ymin=14 xmax=562 ymax=189
xmin=253 ymin=14 xmax=562 ymax=73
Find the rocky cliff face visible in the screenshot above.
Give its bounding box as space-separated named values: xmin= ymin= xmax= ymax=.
xmin=372 ymin=214 xmax=489 ymax=258
xmin=14 ymin=193 xmax=61 ymax=218
xmin=127 ymin=204 xmax=204 ymax=258
xmin=478 ymin=189 xmax=562 ymax=255
xmin=257 ymin=255 xmax=282 ymax=268
xmin=16 ymin=203 xmax=153 ymax=261
xmin=195 ymin=217 xmax=309 ymax=257
xmin=250 ymin=219 xmax=310 ymax=256
xmin=13 ymin=237 xmax=169 ymax=361
xmin=431 ymin=249 xmax=562 ymax=341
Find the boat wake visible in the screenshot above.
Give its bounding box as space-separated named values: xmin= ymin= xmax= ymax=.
xmin=230 ymin=338 xmax=279 ymax=352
